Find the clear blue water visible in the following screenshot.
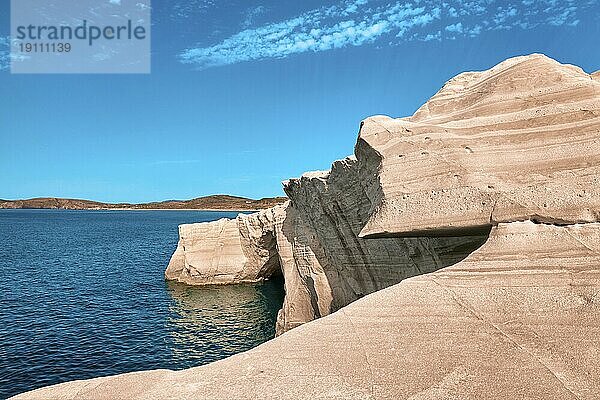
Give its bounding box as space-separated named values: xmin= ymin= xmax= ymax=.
xmin=0 ymin=210 xmax=285 ymax=399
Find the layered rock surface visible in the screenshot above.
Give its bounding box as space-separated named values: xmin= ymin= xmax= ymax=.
xmin=166 ymin=157 xmax=487 ymax=333
xmin=165 ymin=205 xmax=285 ymax=285
xmin=276 ymin=157 xmax=486 ymax=333
xmin=165 ymin=53 xmax=600 ymax=335
xmin=359 ymin=54 xmax=600 ymax=237
xmin=12 ymin=54 xmax=600 ymax=399
xmin=14 ymin=222 xmax=600 ymax=400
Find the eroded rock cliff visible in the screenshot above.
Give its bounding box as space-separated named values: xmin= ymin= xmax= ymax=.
xmin=277 ymin=156 xmax=485 ymax=333
xmin=165 ymin=54 xmax=600 ymax=336
xmin=13 ymin=54 xmax=600 ymax=399
xmin=359 ymin=54 xmax=600 ymax=237
xmin=166 ymin=157 xmax=487 ymax=333
xmin=165 ymin=205 xmax=286 ymax=285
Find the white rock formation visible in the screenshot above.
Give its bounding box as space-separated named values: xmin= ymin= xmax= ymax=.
xmin=165 ymin=205 xmax=285 ymax=285
xmin=276 ymin=157 xmax=485 ymax=333
xmin=166 ymin=54 xmax=600 ymax=336
xmin=12 ymin=54 xmax=600 ymax=399
xmin=359 ymin=54 xmax=600 ymax=237
xmin=166 ymin=158 xmax=486 ymax=333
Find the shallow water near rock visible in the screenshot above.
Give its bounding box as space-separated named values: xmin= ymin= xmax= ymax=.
xmin=0 ymin=209 xmax=285 ymax=399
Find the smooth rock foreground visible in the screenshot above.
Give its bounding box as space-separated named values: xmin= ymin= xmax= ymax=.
xmin=14 ymin=222 xmax=600 ymax=399
xmin=13 ymin=54 xmax=600 ymax=399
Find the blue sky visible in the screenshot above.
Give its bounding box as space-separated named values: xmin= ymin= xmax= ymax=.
xmin=1 ymin=0 xmax=599 ymax=202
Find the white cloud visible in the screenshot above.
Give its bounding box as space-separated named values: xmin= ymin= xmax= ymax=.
xmin=178 ymin=0 xmax=598 ymax=69
xmin=494 ymin=7 xmax=518 ymax=23
xmin=445 ymin=22 xmax=463 ymax=33
xmin=109 ymin=0 xmax=121 ymax=5
xmin=0 ymin=36 xmax=10 ymax=71
xmin=546 ymin=7 xmax=576 ymax=26
xmin=0 ymin=36 xmax=33 ymax=71
xmin=423 ymin=31 xmax=441 ymax=41
xmin=171 ymin=0 xmax=215 ymax=20
xmin=179 ymin=0 xmax=442 ymax=69
xmin=466 ymin=24 xmax=482 ymax=36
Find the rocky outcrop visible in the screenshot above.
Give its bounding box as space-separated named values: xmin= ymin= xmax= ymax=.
xmin=166 ymin=54 xmax=600 ymax=336
xmin=165 ymin=205 xmax=285 ymax=285
xmin=359 ymin=54 xmax=600 ymax=237
xmin=14 ymin=222 xmax=600 ymax=400
xmin=12 ymin=54 xmax=600 ymax=399
xmin=275 ymin=157 xmax=486 ymax=333
xmin=166 ymin=158 xmax=487 ymax=333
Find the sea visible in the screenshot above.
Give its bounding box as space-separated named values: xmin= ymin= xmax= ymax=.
xmin=0 ymin=209 xmax=285 ymax=399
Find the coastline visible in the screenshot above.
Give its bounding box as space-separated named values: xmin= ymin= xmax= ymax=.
xmin=99 ymin=208 xmax=259 ymax=212
xmin=0 ymin=195 xmax=287 ymax=213
xmin=0 ymin=207 xmax=260 ymax=212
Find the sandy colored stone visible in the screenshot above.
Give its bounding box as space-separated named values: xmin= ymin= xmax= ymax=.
xmin=277 ymin=156 xmax=485 ymax=333
xmin=359 ymin=54 xmax=600 ymax=237
xmin=166 ymin=158 xmax=485 ymax=333
xmin=165 ymin=205 xmax=286 ymax=285
xmin=13 ymin=222 xmax=600 ymax=400
xmin=13 ymin=54 xmax=600 ymax=399
xmin=165 ymin=54 xmax=599 ymax=335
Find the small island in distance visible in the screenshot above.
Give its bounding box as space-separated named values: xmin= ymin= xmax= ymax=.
xmin=0 ymin=195 xmax=287 ymax=211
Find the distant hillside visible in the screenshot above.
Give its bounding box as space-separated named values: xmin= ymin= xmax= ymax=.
xmin=0 ymin=195 xmax=287 ymax=211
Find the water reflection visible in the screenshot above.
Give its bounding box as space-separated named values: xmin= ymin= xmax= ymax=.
xmin=165 ymin=276 xmax=285 ymax=368
xmin=0 ymin=210 xmax=285 ymax=399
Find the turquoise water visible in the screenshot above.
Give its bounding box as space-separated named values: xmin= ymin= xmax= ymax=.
xmin=0 ymin=210 xmax=285 ymax=399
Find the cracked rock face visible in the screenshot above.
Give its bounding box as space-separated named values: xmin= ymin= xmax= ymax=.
xmin=277 ymin=156 xmax=485 ymax=333
xmin=359 ymin=54 xmax=600 ymax=237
